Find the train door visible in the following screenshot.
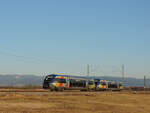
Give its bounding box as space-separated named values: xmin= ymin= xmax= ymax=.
xmin=95 ymin=79 xmax=101 ymax=88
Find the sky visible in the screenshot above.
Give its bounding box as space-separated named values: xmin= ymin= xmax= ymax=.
xmin=0 ymin=0 xmax=150 ymax=78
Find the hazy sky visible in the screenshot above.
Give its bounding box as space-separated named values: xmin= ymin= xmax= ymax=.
xmin=0 ymin=0 xmax=150 ymax=78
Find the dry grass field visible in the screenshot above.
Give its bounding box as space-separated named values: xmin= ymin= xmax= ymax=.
xmin=0 ymin=90 xmax=150 ymax=113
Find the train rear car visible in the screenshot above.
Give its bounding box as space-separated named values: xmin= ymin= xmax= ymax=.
xmin=107 ymin=81 xmax=123 ymax=91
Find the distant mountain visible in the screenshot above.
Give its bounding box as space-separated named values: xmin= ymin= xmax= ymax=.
xmin=0 ymin=75 xmax=44 ymax=86
xmin=0 ymin=74 xmax=149 ymax=87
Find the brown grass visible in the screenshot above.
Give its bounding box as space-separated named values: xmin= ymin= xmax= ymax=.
xmin=0 ymin=85 xmax=42 ymax=89
xmin=0 ymin=91 xmax=150 ymax=113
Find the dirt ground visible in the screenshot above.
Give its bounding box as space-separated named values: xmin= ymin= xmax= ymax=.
xmin=0 ymin=90 xmax=150 ymax=113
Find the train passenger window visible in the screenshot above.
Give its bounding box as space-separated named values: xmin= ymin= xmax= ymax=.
xmin=70 ymin=79 xmax=76 ymax=87
xmin=108 ymin=82 xmax=118 ymax=88
xmin=69 ymin=79 xmax=86 ymax=87
xmin=79 ymin=80 xmax=86 ymax=87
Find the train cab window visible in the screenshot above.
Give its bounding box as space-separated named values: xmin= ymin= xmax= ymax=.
xmin=100 ymin=82 xmax=106 ymax=85
xmin=89 ymin=81 xmax=94 ymax=85
xmin=119 ymin=83 xmax=122 ymax=87
xmin=45 ymin=76 xmax=53 ymax=82
xmin=54 ymin=78 xmax=66 ymax=83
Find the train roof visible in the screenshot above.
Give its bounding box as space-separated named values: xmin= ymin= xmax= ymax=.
xmin=48 ymin=74 xmax=89 ymax=79
xmin=46 ymin=74 xmax=122 ymax=83
xmin=47 ymin=74 xmax=100 ymax=80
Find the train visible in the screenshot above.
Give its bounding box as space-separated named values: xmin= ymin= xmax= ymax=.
xmin=43 ymin=74 xmax=123 ymax=91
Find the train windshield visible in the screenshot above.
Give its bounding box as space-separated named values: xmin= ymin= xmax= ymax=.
xmin=100 ymin=82 xmax=106 ymax=85
xmin=89 ymin=81 xmax=94 ymax=85
xmin=54 ymin=78 xmax=66 ymax=83
xmin=119 ymin=83 xmax=123 ymax=86
xmin=45 ymin=75 xmax=53 ymax=81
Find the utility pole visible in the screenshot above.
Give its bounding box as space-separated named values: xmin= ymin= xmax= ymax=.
xmin=87 ymin=64 xmax=90 ymax=78
xmin=87 ymin=64 xmax=90 ymax=89
xmin=144 ymin=76 xmax=146 ymax=90
xmin=122 ymin=64 xmax=125 ymax=86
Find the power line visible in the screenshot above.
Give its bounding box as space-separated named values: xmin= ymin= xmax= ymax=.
xmin=144 ymin=76 xmax=146 ymax=89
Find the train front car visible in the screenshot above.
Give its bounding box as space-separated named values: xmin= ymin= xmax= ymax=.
xmin=94 ymin=79 xmax=107 ymax=91
xmin=99 ymin=80 xmax=107 ymax=91
xmin=43 ymin=74 xmax=67 ymax=91
xmin=43 ymin=75 xmax=53 ymax=89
